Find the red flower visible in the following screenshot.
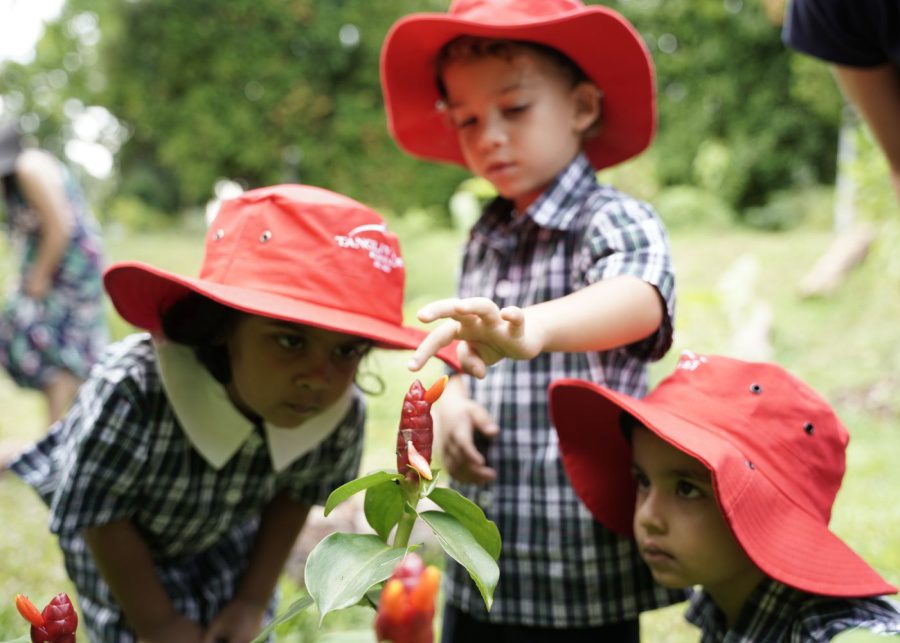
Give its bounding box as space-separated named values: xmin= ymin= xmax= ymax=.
xmin=396 ymin=376 xmax=447 ymax=483
xmin=16 ymin=593 xmax=78 ymax=642
xmin=374 ymin=554 xmax=441 ymax=643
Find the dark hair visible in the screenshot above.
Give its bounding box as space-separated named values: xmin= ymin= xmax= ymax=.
xmin=159 ymin=293 xmax=242 ymax=384
xmin=434 ymin=36 xmax=601 ymax=138
xmin=619 ymin=412 xmax=644 ymax=444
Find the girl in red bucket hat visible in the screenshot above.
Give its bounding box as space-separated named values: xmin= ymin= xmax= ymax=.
xmin=9 ymin=184 xmax=458 ymax=642
xmin=382 ymin=1 xmax=679 ymax=640
xmin=550 ymin=352 xmax=900 ymax=641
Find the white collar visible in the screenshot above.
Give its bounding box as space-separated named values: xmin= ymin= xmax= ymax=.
xmin=153 ymin=336 xmax=352 ymax=472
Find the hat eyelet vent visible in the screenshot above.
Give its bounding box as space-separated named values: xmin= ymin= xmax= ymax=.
xmin=260 ymin=230 xmax=272 ymax=243
xmin=746 ymin=460 xmax=755 ymax=470
xmin=804 ymin=422 xmax=815 ymax=435
xmin=214 ymin=229 xmax=225 ymax=240
xmin=749 ymin=383 xmax=763 ymax=395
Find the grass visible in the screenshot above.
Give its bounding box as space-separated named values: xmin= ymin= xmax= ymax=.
xmin=1 ymin=213 xmax=899 ymax=640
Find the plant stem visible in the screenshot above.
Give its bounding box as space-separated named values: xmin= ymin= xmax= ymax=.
xmin=392 ymin=509 xmax=417 ymax=548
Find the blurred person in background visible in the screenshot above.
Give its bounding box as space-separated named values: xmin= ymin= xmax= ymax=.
xmin=783 ymin=0 xmax=900 ymax=200
xmin=0 ymin=124 xmax=108 ymax=466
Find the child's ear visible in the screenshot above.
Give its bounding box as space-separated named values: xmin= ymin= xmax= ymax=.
xmin=572 ymin=81 xmax=602 ymax=136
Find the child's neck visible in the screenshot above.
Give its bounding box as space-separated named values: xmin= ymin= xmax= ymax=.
xmin=705 ymin=567 xmax=766 ymax=628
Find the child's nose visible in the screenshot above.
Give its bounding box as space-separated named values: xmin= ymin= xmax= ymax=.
xmin=634 ymin=490 xmax=667 ymax=534
xmin=292 ymin=355 xmax=334 ymax=390
xmin=478 ymin=116 xmax=506 ymax=151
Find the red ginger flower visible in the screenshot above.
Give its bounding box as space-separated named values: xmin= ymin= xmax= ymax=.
xmin=374 ymin=553 xmax=441 ymax=643
xmin=15 ymin=593 xmax=78 ymax=643
xmin=396 ymin=377 xmax=447 ymax=483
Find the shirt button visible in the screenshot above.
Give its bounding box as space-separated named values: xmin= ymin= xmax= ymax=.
xmin=495 ymin=280 xmax=513 ymax=298
xmin=225 ymin=488 xmax=242 ymax=505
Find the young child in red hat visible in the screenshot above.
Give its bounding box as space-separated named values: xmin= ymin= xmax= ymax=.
xmin=381 ymin=0 xmax=680 ymax=639
xmin=550 ymin=352 xmax=900 ymax=641
xmin=10 ymin=185 xmax=458 ymax=642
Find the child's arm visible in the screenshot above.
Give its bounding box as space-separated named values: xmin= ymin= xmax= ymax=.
xmin=204 ymin=490 xmax=310 ymax=642
xmin=84 ymin=520 xmax=204 ymax=642
xmin=409 ymin=275 xmax=662 ymax=377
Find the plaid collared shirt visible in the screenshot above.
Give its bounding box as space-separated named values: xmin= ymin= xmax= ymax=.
xmin=686 ymin=578 xmax=900 ymax=641
xmin=11 ymin=334 xmax=364 ymax=642
xmin=443 ymin=153 xmax=682 ymax=627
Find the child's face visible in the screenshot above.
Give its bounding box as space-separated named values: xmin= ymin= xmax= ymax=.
xmin=631 ymin=427 xmax=762 ymax=599
xmin=224 ymin=315 xmax=370 ymax=428
xmin=441 ymin=49 xmax=598 ymax=212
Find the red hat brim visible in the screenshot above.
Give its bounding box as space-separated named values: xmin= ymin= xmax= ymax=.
xmin=380 ymin=6 xmax=655 ymax=171
xmin=549 ymin=378 xmax=897 ymax=597
xmin=105 ymin=261 xmax=461 ymax=370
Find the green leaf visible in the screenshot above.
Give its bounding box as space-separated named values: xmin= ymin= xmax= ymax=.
xmin=0 ymin=636 xmax=31 ymax=643
xmin=419 ymin=468 xmax=442 ymax=497
xmin=305 ymin=532 xmax=414 ymax=624
xmin=324 ymin=470 xmax=404 ymax=516
xmin=364 ymin=480 xmax=404 ymax=542
xmin=419 ymin=510 xmax=499 ymax=611
xmin=250 ymin=594 xmax=313 ymax=643
xmin=427 ymin=487 xmax=502 ymax=559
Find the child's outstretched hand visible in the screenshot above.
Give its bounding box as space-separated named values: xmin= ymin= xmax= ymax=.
xmin=409 ymin=297 xmax=544 ymax=378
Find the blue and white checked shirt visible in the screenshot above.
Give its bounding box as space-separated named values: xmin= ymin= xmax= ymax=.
xmin=686 ymin=578 xmax=900 ymax=641
xmin=12 ymin=334 xmax=365 ymax=642
xmin=443 ymin=153 xmax=683 ymax=627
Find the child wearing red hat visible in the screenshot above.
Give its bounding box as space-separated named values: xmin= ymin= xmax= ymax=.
xmin=550 ymin=352 xmax=900 ymax=641
xmin=10 ymin=185 xmax=458 ymax=642
xmin=381 ymin=0 xmax=679 ymax=639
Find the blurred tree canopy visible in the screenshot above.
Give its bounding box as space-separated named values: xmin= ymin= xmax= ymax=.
xmin=0 ymin=0 xmax=843 ymax=217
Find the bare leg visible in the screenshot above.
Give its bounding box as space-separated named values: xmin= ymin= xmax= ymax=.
xmin=44 ymin=369 xmax=83 ymax=425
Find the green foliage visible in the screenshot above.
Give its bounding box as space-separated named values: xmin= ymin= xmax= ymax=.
xmin=103 ymin=194 xmax=170 ymax=231
xmin=608 ymin=0 xmax=842 ymax=212
xmin=654 ymin=184 xmax=735 ymax=230
xmin=91 ymin=0 xmax=466 ymax=211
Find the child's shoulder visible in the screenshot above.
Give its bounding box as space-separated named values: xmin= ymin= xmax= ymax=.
xmin=792 ymin=593 xmax=900 ymax=639
xmin=89 ymin=332 xmax=162 ymax=397
xmin=581 ymin=182 xmax=663 ymax=227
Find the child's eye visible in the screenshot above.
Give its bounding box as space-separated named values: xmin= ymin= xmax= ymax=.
xmin=334 ymin=342 xmax=370 ymax=361
xmin=275 ymin=334 xmax=305 ymax=350
xmin=453 ymin=115 xmax=477 ymax=129
xmin=503 ymin=104 xmax=529 ymax=117
xmin=630 ymin=468 xmax=650 ymax=491
xmin=675 ymin=480 xmax=704 ymax=499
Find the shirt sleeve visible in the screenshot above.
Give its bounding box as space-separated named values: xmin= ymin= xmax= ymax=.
xmin=577 ymin=195 xmax=676 ymax=361
xmin=281 ymin=394 xmax=366 ymax=507
xmin=47 ymin=371 xmax=153 ymax=536
xmin=783 ymin=0 xmax=890 ymax=67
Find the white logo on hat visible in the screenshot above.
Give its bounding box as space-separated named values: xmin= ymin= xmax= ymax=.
xmin=677 ymin=350 xmax=708 ymax=371
xmin=334 ymin=224 xmax=404 ymax=273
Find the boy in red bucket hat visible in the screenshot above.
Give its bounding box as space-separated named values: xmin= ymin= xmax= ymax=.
xmin=382 ymin=0 xmax=680 ymax=639
xmin=10 ymin=184 xmax=458 ymax=642
xmin=550 ymin=352 xmax=900 ymax=641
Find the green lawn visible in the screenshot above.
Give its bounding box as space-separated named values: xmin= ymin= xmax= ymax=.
xmin=1 ymin=215 xmax=898 ymax=641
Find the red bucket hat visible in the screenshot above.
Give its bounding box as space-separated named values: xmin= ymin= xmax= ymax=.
xmin=549 ymin=352 xmax=896 ymax=598
xmin=104 ymin=184 xmax=458 ymax=368
xmin=380 ymin=0 xmax=655 ymax=171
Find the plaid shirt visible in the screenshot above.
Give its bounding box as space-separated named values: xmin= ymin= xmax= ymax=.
xmin=11 ymin=334 xmax=364 ymax=642
xmin=443 ymin=153 xmax=682 ymax=627
xmin=686 ymin=578 xmax=900 ymax=641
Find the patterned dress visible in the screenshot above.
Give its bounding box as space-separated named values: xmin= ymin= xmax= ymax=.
xmin=0 ymin=162 xmax=107 ymax=389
